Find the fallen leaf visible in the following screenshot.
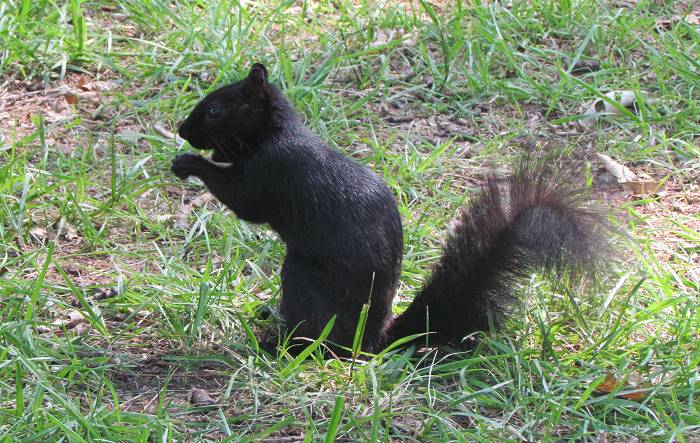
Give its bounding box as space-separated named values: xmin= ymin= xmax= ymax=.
xmin=67 ymin=311 xmax=87 ymax=328
xmin=368 ymin=29 xmax=417 ymax=49
xmin=29 ymin=227 xmax=49 ymax=244
xmin=157 ymin=214 xmax=173 ymax=223
xmin=567 ymin=58 xmax=601 ymax=75
xmin=597 ymin=154 xmax=638 ymax=183
xmin=94 ymin=287 xmax=118 ymax=301
xmin=45 ymin=97 xmax=73 ymax=122
xmin=64 ymin=92 xmax=79 ymax=105
xmin=596 ymin=373 xmax=619 ymax=392
xmin=72 ymin=322 xmax=91 ymax=335
xmin=622 ymin=180 xmax=666 ymax=196
xmin=111 ymin=311 xmax=129 ymax=322
xmin=595 ymin=373 xmax=650 ymax=401
xmin=620 ymin=389 xmax=650 ymax=402
xmin=77 ymin=76 xmax=93 ymax=91
xmin=163 ymin=185 xmax=185 ymax=197
xmin=581 ymin=90 xmax=639 ymax=127
xmin=385 ymin=115 xmax=414 ymax=124
xmin=52 ymin=318 xmax=68 ymax=327
xmin=134 ymin=310 xmax=150 ymax=319
xmin=53 ymin=311 xmax=88 ymax=329
xmin=81 ymin=91 xmax=100 ymax=106
xmin=53 ymin=96 xmax=70 ymax=113
xmin=597 ymin=154 xmax=666 ymax=197
xmin=611 ymin=0 xmax=637 ymax=8
xmin=369 ymin=29 xmax=395 ymax=48
xmin=140 ymin=354 xmax=166 ymax=368
xmin=56 ymin=221 xmax=81 ymax=242
xmin=189 ymin=388 xmax=217 ymax=406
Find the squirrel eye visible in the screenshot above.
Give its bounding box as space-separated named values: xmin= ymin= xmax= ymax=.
xmin=207 ymin=105 xmax=222 ymax=120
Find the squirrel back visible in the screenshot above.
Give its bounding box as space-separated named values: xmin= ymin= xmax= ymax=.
xmin=172 ymin=63 xmax=611 ymax=354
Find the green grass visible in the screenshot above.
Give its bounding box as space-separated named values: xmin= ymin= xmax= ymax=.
xmin=1 ymin=0 xmax=698 ymax=441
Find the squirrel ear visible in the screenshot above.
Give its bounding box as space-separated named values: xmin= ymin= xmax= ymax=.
xmin=247 ymin=63 xmax=268 ymax=87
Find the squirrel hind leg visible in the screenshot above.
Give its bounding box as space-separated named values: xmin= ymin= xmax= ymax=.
xmin=280 ymin=255 xmax=395 ymax=354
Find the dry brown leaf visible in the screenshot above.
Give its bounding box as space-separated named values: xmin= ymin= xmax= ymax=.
xmin=77 ymin=76 xmax=93 ymax=91
xmin=61 ymin=226 xmax=80 ymax=242
xmin=52 ymin=311 xmax=88 ymax=329
xmin=72 ymin=322 xmax=91 ymax=336
xmin=29 ymin=227 xmax=49 ymax=244
xmin=67 ymin=311 xmax=87 ymax=328
xmin=622 ymin=180 xmax=666 ymax=196
xmin=28 ymin=223 xmax=83 ymax=245
xmin=53 ymin=96 xmax=70 ymax=112
xmin=566 ymin=58 xmax=601 ymax=75
xmin=596 ymin=373 xmax=619 ymax=393
xmin=64 ymin=92 xmax=79 ymax=105
xmin=94 ymin=287 xmax=118 ymax=301
xmin=189 ymin=388 xmax=217 ymax=406
xmin=597 ymin=154 xmax=638 ymax=182
xmin=81 ymin=91 xmax=100 ymax=106
xmin=596 ymin=373 xmax=650 ymax=401
xmin=597 ymin=154 xmax=666 ymax=197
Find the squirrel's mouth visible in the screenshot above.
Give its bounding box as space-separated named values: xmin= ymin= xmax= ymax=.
xmin=210 ymin=147 xmax=231 ymax=163
xmin=178 ymin=131 xmax=209 ymax=151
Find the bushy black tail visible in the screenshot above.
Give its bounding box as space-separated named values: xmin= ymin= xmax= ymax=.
xmin=385 ymin=158 xmax=611 ymax=347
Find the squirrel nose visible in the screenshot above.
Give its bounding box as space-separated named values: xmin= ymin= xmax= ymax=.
xmin=177 ymin=120 xmax=190 ymax=140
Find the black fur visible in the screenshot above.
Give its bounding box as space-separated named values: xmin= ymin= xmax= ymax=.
xmin=385 ymin=159 xmax=610 ymax=347
xmin=172 ymin=63 xmax=610 ymax=354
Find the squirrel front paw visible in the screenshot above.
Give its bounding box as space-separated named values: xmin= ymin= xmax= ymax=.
xmin=171 ymin=153 xmax=202 ymax=179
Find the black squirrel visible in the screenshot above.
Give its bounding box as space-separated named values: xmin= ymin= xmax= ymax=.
xmin=172 ymin=63 xmax=609 ymax=354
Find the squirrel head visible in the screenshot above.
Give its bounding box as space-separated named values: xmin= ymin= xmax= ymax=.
xmin=178 ymin=63 xmax=272 ymax=159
